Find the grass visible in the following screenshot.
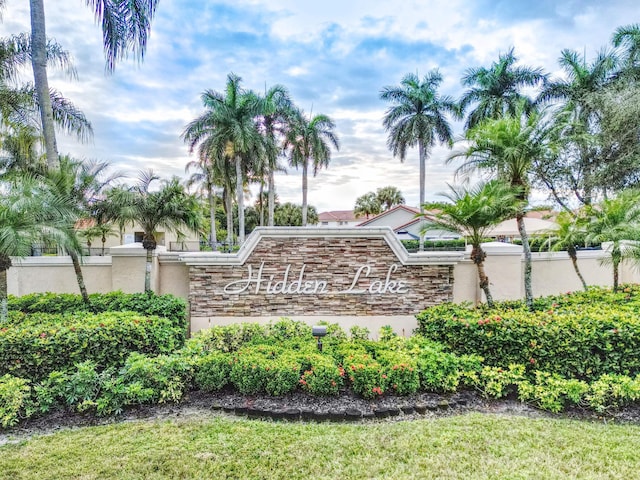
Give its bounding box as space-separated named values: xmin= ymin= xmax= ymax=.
xmin=1 ymin=413 xmax=639 ymax=479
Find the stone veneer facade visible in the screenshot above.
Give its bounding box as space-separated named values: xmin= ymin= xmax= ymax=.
xmin=185 ymin=228 xmax=460 ymax=320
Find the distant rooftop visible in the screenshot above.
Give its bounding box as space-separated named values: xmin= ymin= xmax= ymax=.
xmin=318 ymin=210 xmax=358 ymax=222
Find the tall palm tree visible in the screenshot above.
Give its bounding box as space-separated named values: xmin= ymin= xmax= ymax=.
xmin=380 ymin=70 xmax=456 ymax=250
xmin=376 ymin=185 xmax=405 ymax=210
xmin=0 ymin=175 xmax=75 ymax=321
xmin=544 ymin=210 xmax=589 ymax=291
xmin=29 ymin=0 xmax=158 ymax=168
xmin=423 ymin=181 xmax=518 ymax=307
xmin=284 ymin=109 xmax=339 ymax=226
xmin=459 ymin=48 xmax=547 ymax=129
xmin=255 ymin=84 xmax=293 ymax=226
xmin=450 ymin=104 xmax=554 ymax=309
xmin=537 ymin=48 xmax=618 ymax=206
xmin=117 ymin=171 xmax=202 ymax=292
xmin=182 ymin=73 xmax=263 ymax=244
xmin=0 ymin=34 xmax=92 ymax=155
xmin=585 ymin=190 xmax=640 ymax=292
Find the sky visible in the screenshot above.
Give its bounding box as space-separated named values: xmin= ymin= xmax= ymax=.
xmin=0 ymin=0 xmax=636 ymax=212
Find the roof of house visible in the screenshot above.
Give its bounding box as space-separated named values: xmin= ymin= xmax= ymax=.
xmin=318 ymin=210 xmax=358 ymax=222
xmin=356 ymin=205 xmax=421 ymax=226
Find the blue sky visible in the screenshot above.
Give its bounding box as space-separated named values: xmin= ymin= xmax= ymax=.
xmin=0 ymin=0 xmax=636 ymax=211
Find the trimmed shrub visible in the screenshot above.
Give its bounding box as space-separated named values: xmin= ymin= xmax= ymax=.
xmin=0 ymin=374 xmax=33 ymax=428
xmin=299 ymin=355 xmax=343 ymax=396
xmin=377 ymin=352 xmax=419 ymax=395
xmin=416 ymin=287 xmax=640 ymax=380
xmin=195 ymin=353 xmax=233 ymax=392
xmin=264 ymin=356 xmax=301 ymax=396
xmin=9 ymin=291 xmax=187 ymax=329
xmin=0 ymin=311 xmax=185 ymax=381
xmin=229 ymin=353 xmax=269 ymax=395
xmin=343 ymin=353 xmax=386 ymax=399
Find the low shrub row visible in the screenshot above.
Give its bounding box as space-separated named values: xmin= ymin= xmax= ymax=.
xmin=416 ymin=286 xmax=640 ymax=380
xmin=8 ymin=291 xmax=187 ymax=329
xmin=0 ymin=311 xmax=186 ymax=381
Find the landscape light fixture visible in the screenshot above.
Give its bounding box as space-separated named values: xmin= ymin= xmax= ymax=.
xmin=312 ymin=325 xmax=327 ymax=352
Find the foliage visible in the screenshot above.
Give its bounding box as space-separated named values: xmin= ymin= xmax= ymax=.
xmin=518 ymin=371 xmax=589 ymax=413
xmin=343 ymin=353 xmax=386 ymax=399
xmin=194 ymin=352 xmax=232 ymax=392
xmin=0 ymin=311 xmax=184 ymax=381
xmin=8 ymin=291 xmax=188 ymax=328
xmin=0 ymin=374 xmax=32 ymax=428
xmin=416 ymin=286 xmax=640 ymax=380
xmin=299 ymin=355 xmax=343 ymax=396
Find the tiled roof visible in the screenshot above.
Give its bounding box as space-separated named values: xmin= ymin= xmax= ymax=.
xmin=318 ymin=210 xmax=358 ymax=222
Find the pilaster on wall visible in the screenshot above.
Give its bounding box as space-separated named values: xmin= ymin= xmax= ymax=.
xmin=478 ymin=242 xmax=524 ymax=302
xmin=110 ymin=243 xmax=161 ymax=293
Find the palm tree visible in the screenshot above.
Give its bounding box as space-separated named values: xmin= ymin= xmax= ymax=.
xmin=0 ymin=175 xmax=75 ymax=321
xmin=423 ymin=181 xmax=517 ymax=307
xmin=284 ymin=109 xmax=339 ymax=226
xmin=43 ymin=157 xmax=120 ymax=304
xmin=274 ymin=202 xmax=318 ymax=226
xmin=182 ymin=73 xmax=263 ymax=244
xmin=585 ymin=190 xmax=640 ymax=292
xmin=459 ymin=48 xmax=547 ymax=129
xmin=612 ymin=24 xmax=640 ymax=75
xmin=118 ymin=171 xmax=202 ymax=292
xmin=0 ymin=34 xmax=92 ymax=157
xmin=255 ymin=85 xmax=293 ymax=226
xmin=380 ymin=70 xmax=457 ymax=251
xmin=544 ymin=210 xmax=589 ymax=291
xmin=376 ymin=186 xmax=405 ymax=210
xmin=450 ymin=104 xmax=554 ymax=309
xmin=29 ymin=0 xmax=158 ymax=168
xmin=186 ymin=155 xmax=223 ymax=248
xmin=354 ymin=192 xmax=382 ymax=219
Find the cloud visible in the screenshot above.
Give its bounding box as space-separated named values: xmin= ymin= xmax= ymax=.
xmin=1 ymin=0 xmax=636 ymax=213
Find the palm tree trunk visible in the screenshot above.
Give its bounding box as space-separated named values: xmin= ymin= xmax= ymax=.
xmin=268 ymin=171 xmax=275 ymax=227
xmin=471 ymin=245 xmax=494 ymax=307
xmin=208 ymin=185 xmax=217 ymax=247
xmin=0 ymin=268 xmax=7 ymax=322
xmin=258 ymin=180 xmax=265 ymax=227
xmin=612 ymin=248 xmax=620 ymax=292
xmin=29 ymin=0 xmax=59 ymax=169
xmin=301 ymin=161 xmax=308 ymax=226
xmin=68 ymin=249 xmax=90 ymax=306
xmin=517 ymin=213 xmax=534 ymax=310
xmin=225 ymin=188 xmax=233 ymax=248
xmin=568 ymin=247 xmax=588 ymax=291
xmin=235 ymin=155 xmax=245 ymax=244
xmin=418 ymin=139 xmax=426 ymax=252
xmin=144 ymin=247 xmax=153 ymax=292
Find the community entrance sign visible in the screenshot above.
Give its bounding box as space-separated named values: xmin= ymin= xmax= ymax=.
xmin=180 ymin=227 xmax=463 ymax=333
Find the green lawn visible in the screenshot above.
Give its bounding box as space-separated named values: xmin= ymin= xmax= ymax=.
xmin=1 ymin=413 xmax=638 ymax=479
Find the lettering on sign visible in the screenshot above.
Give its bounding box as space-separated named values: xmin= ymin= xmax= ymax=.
xmin=222 ymin=262 xmax=409 ymax=295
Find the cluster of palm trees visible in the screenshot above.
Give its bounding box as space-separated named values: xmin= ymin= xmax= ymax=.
xmin=381 ymin=24 xmax=640 ymax=309
xmin=354 ymin=186 xmax=406 ymax=219
xmin=182 ymin=73 xmax=339 ymax=248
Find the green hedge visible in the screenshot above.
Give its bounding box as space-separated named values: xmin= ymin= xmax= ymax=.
xmin=0 ymin=311 xmax=185 ymax=381
xmin=8 ymin=292 xmax=187 ymax=329
xmin=416 ymin=286 xmax=640 ymax=380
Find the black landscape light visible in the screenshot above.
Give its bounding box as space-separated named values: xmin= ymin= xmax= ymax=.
xmin=312 ymin=325 xmax=327 ymax=352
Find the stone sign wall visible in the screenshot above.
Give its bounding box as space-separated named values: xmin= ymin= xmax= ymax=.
xmin=182 ymin=228 xmax=463 ymax=331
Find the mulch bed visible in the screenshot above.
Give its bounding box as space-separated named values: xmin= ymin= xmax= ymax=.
xmin=3 ymin=389 xmax=640 ymax=446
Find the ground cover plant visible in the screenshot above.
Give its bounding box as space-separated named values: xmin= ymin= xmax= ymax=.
xmin=2 ymin=413 xmax=640 ymax=479
xmin=2 ymin=287 xmax=640 ymax=428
